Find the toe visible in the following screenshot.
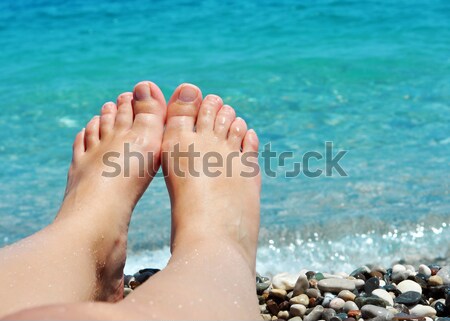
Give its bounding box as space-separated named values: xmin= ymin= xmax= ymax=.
xmin=100 ymin=102 xmax=117 ymax=138
xmin=242 ymin=129 xmax=259 ymax=153
xmin=85 ymin=116 xmax=100 ymax=150
xmin=131 ymin=81 xmax=167 ymax=138
xmin=228 ymin=117 xmax=247 ymax=149
xmin=196 ymin=94 xmax=223 ymax=134
xmin=214 ymin=105 xmax=236 ymax=139
xmin=115 ymin=92 xmax=133 ymax=131
xmin=72 ymin=128 xmax=86 ymax=160
xmin=165 ymin=83 xmax=202 ymax=135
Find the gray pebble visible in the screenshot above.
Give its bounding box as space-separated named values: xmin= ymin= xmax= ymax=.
xmin=322 ymin=308 xmax=336 ymax=321
xmin=343 ymin=301 xmax=359 ymax=313
xmin=294 ymin=274 xmax=310 ymax=296
xmin=318 ymin=279 xmax=356 ymax=293
xmin=304 ymin=305 xmax=325 ymax=321
xmin=361 ymin=304 xmax=394 ymax=321
xmin=307 ymin=288 xmax=321 ymax=299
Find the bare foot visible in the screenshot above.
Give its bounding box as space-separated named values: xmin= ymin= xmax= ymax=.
xmin=161 ymin=84 xmax=261 ymax=273
xmin=56 ymin=81 xmax=166 ymax=301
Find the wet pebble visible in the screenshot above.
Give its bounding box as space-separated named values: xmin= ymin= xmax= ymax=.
xmin=319 ymin=279 xmax=356 ymax=293
xmin=397 ymin=280 xmax=422 ymax=294
xmin=361 ymin=304 xmax=394 ymax=320
xmin=418 ymin=265 xmax=432 ymax=278
xmin=365 ymin=277 xmax=381 ymax=295
xmin=409 ymin=304 xmax=437 ymax=318
xmin=373 ymin=289 xmax=394 ymax=306
xmin=395 ymin=291 xmax=422 ymax=306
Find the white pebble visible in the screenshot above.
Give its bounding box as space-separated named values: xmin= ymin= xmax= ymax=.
xmin=418 ymin=264 xmax=431 ymax=277
xmin=372 ymin=288 xmax=394 ymax=306
xmin=392 ymin=264 xmax=406 ymax=273
xmin=409 ymin=304 xmax=436 ymax=317
xmin=397 ymin=279 xmax=422 ymax=294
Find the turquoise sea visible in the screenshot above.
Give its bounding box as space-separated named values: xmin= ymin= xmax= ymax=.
xmin=0 ymin=0 xmax=449 ymax=274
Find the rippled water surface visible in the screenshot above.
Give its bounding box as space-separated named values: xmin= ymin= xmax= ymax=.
xmin=0 ymin=0 xmax=449 ymax=274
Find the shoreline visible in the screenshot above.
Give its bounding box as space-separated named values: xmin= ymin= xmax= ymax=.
xmin=125 ymin=263 xmax=450 ymax=320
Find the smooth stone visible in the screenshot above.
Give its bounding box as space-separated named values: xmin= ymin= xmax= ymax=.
xmin=322 ymin=308 xmax=337 ymax=321
xmin=409 ymin=305 xmax=436 ymax=317
xmin=319 ymin=279 xmax=356 ymax=293
xmin=413 ymin=274 xmax=428 ymax=289
xmin=354 ymin=279 xmax=366 ymax=289
xmin=347 ymin=310 xmax=362 ymax=318
xmin=278 ymin=310 xmax=290 ymax=319
xmin=394 ymin=291 xmax=422 ymax=306
xmin=392 ymin=271 xmax=409 ymax=283
xmin=344 ymin=301 xmax=359 ymax=313
xmin=365 ymin=277 xmax=381 ymax=295
xmin=257 ymin=273 xmax=272 ymax=292
xmin=397 ymin=280 xmax=422 ymax=294
xmin=330 ymin=317 xmax=342 ymax=321
xmin=260 ymin=303 xmax=267 ymax=312
xmin=434 ymin=302 xmax=446 ymax=317
xmin=270 ymin=289 xmax=288 ymax=299
xmin=384 ymin=285 xmax=402 ymax=296
xmin=294 ymin=274 xmax=310 ymax=296
xmin=361 ymin=305 xmax=394 ymax=320
xmin=429 ymin=275 xmax=444 ymax=286
xmin=304 ymin=305 xmax=324 ymax=321
xmin=323 ymin=293 xmax=336 ymax=307
xmin=266 ymin=299 xmax=280 ymax=315
xmin=392 ymin=312 xmax=425 ymax=321
xmin=418 ymin=265 xmax=432 ymax=277
xmin=290 ymin=294 xmax=310 ymax=306
xmin=373 ymin=289 xmax=394 ymax=306
xmin=289 ymin=317 xmax=303 ymax=321
xmin=338 ymin=290 xmax=356 ymax=301
xmin=393 ymin=265 xmax=407 ymax=273
xmin=273 ymin=272 xmax=300 ymax=291
xmin=330 ymin=298 xmax=346 ymax=311
xmin=261 ymin=314 xmax=272 ymax=321
xmin=280 ymin=301 xmax=291 ymax=311
xmin=355 ymin=297 xmax=387 ymax=308
xmin=290 ymin=304 xmax=307 ymax=317
xmin=436 ymin=267 xmax=450 ymax=285
xmin=307 ymin=288 xmax=321 ymax=299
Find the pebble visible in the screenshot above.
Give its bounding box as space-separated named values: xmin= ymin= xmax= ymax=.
xmin=418 ymin=265 xmax=432 ymax=277
xmin=348 ymin=310 xmax=362 ymax=318
xmin=373 ymin=289 xmax=394 ymax=306
xmin=361 ymin=304 xmax=394 ymax=320
xmin=344 ymin=301 xmax=359 ymax=313
xmin=134 ymin=268 xmax=160 ymax=283
xmin=290 ymin=294 xmax=310 ymax=306
xmin=270 ymin=289 xmax=288 ymax=300
xmin=330 ymin=298 xmax=346 ymax=311
xmin=278 ymin=310 xmax=290 ymax=319
xmin=429 ymin=275 xmax=444 ymax=286
xmin=436 ymin=267 xmax=450 ymax=285
xmin=365 ymin=277 xmax=381 ymax=295
xmin=318 ymin=279 xmax=356 ymax=293
xmin=355 ymin=297 xmax=388 ymax=308
xmin=304 ymin=305 xmax=324 ymax=321
xmin=307 ymin=288 xmax=321 ymax=298
xmin=266 ymin=299 xmax=280 ymax=315
xmin=330 ymin=317 xmax=343 ymax=321
xmin=123 ymin=287 xmax=133 ymax=297
xmin=273 ymin=273 xmax=300 ymax=291
xmin=338 ymin=290 xmax=356 ymax=301
xmin=354 ymin=279 xmax=366 ymax=289
xmin=323 ymin=293 xmax=336 ymax=307
xmin=290 ymin=304 xmax=307 ymax=317
xmin=409 ymin=305 xmax=436 ymax=317
xmin=257 ymin=273 xmax=272 ymax=293
xmin=394 ymin=291 xmax=422 ymax=306
xmin=289 ymin=317 xmax=303 ymax=321
xmin=261 ymin=314 xmax=272 ymax=321
xmin=397 ymin=280 xmax=422 ymax=294
xmin=323 ymin=308 xmax=337 ymax=321
xmin=293 ymin=274 xmax=310 ymax=296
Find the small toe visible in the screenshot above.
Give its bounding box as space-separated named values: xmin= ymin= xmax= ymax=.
xmin=228 ymin=117 xmax=247 ymax=149
xmin=100 ymin=102 xmax=117 ymax=138
xmin=242 ymin=129 xmax=259 ymax=153
xmin=72 ymin=128 xmax=86 ymax=160
xmin=214 ymin=105 xmax=236 ymax=139
xmin=85 ymin=116 xmax=100 ymax=150
xmin=115 ymin=92 xmax=133 ymax=130
xmin=196 ymin=94 xmax=223 ymax=134
xmin=131 ymin=81 xmax=167 ymax=138
xmin=165 ymin=83 xmax=202 ymax=135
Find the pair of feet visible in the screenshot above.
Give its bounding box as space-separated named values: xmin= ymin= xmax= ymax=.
xmin=58 ymin=81 xmax=261 ymax=303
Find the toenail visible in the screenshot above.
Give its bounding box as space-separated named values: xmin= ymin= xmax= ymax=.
xmin=178 ymin=85 xmax=198 ymax=102
xmin=134 ymin=83 xmax=151 ymax=100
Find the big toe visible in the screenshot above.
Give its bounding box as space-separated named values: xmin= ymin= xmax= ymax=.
xmin=165 ymin=83 xmax=202 ymax=136
xmin=131 ymin=81 xmax=167 ymax=141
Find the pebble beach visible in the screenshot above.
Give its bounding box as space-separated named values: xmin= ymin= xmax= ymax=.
xmin=125 ymin=263 xmax=450 ymax=321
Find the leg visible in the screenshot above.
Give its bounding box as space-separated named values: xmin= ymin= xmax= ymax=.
xmin=0 ymin=81 xmax=167 ymax=318
xmin=123 ymin=84 xmax=261 ymax=320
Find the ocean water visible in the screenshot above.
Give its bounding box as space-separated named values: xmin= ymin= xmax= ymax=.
xmin=0 ymin=0 xmax=449 ymax=275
